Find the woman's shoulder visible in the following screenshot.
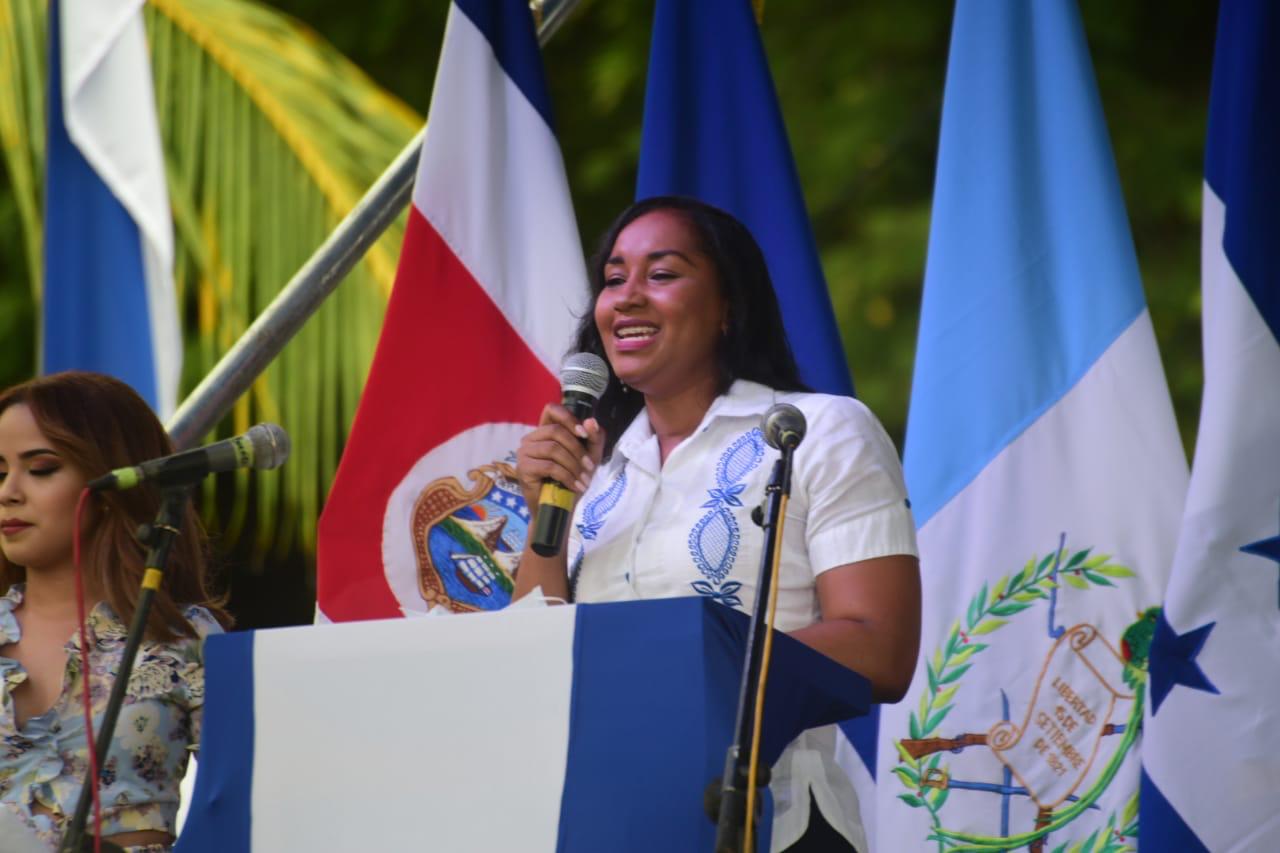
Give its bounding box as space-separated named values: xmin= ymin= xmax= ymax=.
xmin=772 ymin=388 xmax=885 ymax=433
xmin=764 ymin=389 xmax=906 ymax=480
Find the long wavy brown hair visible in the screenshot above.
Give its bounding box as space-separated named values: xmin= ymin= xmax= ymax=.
xmin=0 ymin=371 xmax=230 ymax=640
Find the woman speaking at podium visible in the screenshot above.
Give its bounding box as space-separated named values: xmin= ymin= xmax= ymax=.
xmin=0 ymin=372 xmax=229 ymax=852
xmin=514 ymin=197 xmax=921 ymax=852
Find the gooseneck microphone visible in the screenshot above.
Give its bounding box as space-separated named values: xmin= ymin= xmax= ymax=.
xmin=87 ymin=423 xmax=291 ymax=491
xmin=530 ymin=353 xmax=609 ymax=557
xmin=761 ymin=403 xmax=806 ymax=451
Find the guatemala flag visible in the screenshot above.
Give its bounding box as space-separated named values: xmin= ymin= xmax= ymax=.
xmin=316 ymin=0 xmax=584 ymax=622
xmin=636 ymin=0 xmax=867 ymax=847
xmin=43 ymin=0 xmax=180 ymax=416
xmin=1140 ymin=2 xmax=1280 ymax=849
xmin=877 ymin=2 xmax=1188 ymax=850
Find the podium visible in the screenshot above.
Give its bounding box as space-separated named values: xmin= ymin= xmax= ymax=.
xmin=175 ymin=598 xmax=868 ymax=852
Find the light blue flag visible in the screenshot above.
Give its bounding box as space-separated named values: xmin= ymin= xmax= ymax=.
xmin=43 ymin=0 xmax=179 ymax=416
xmin=878 ymin=1 xmax=1187 ymax=849
xmin=1140 ymin=2 xmax=1280 ymax=849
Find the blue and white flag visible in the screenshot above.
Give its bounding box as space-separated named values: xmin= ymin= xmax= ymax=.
xmin=636 ymin=0 xmax=851 ymax=398
xmin=175 ymin=598 xmax=866 ymax=851
xmin=636 ymin=1 xmax=871 ymax=848
xmin=1140 ymin=2 xmax=1280 ymax=849
xmin=43 ymin=0 xmax=180 ymax=416
xmin=877 ymin=2 xmax=1188 ymax=850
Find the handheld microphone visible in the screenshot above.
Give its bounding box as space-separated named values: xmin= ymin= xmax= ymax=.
xmin=530 ymin=353 xmax=609 ymax=557
xmin=761 ymin=403 xmax=806 ymax=451
xmin=88 ymin=423 xmax=291 ymax=491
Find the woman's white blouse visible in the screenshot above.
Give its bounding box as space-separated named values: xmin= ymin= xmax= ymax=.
xmin=569 ymin=379 xmax=917 ymax=630
xmin=567 ymin=379 xmax=918 ymax=851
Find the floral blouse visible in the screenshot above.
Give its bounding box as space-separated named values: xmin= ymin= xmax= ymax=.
xmin=0 ymin=584 xmax=221 ymax=850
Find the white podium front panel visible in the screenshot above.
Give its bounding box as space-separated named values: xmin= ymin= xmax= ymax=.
xmin=255 ymin=606 xmax=574 ymax=851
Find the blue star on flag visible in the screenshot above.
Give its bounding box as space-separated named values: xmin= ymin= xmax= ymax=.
xmin=1240 ymin=510 xmax=1280 ymax=609
xmin=1149 ymin=612 xmax=1220 ymax=715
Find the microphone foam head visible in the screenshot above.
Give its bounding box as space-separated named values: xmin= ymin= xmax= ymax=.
xmin=247 ymin=423 xmax=291 ymax=470
xmin=761 ymin=403 xmax=806 ymax=450
xmin=561 ymin=352 xmax=610 ymax=401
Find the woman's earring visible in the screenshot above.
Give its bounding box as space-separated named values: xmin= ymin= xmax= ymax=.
xmin=619 ymin=381 xmax=631 ymax=394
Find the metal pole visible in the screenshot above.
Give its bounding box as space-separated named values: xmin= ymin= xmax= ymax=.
xmin=166 ymin=0 xmax=584 ymax=449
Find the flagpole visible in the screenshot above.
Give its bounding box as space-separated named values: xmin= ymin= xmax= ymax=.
xmin=166 ymin=0 xmax=583 ymax=450
xmin=166 ymin=124 xmax=418 ymax=448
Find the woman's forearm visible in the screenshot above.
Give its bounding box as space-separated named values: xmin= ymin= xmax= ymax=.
xmin=789 ymin=617 xmax=918 ymax=703
xmin=512 ymin=538 xmax=571 ymax=603
xmin=794 ymin=555 xmax=923 ymax=703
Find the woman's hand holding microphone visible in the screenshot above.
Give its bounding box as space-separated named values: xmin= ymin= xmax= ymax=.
xmin=515 ymin=403 xmax=605 ymax=514
xmin=511 ymin=353 xmax=609 ymax=599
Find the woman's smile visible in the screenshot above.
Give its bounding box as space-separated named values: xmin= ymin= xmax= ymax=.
xmin=612 ymin=320 xmax=660 ymax=350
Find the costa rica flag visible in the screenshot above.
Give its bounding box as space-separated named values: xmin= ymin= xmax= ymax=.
xmin=316 ymin=0 xmax=585 ymax=622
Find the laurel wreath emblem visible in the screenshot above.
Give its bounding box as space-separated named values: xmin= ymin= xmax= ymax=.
xmin=893 ymin=546 xmax=1144 ymax=853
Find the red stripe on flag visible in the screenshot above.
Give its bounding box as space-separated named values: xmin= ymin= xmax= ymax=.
xmin=318 ymin=206 xmax=560 ymax=622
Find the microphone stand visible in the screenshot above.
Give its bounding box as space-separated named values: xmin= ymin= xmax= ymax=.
xmin=708 ymin=445 xmax=797 ymax=852
xmin=59 ymin=485 xmax=193 ymax=853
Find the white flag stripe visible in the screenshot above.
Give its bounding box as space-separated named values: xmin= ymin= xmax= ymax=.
xmin=61 ymin=0 xmax=179 ymax=416
xmin=1173 ymin=188 xmax=1280 ymax=534
xmin=414 ymin=8 xmax=586 ymax=376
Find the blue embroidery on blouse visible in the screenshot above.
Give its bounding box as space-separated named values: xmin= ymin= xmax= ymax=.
xmin=567 ymin=469 xmax=626 ymax=602
xmin=687 ymin=428 xmax=766 ymax=608
xmin=576 ymin=469 xmax=628 ymax=541
xmin=690 ymin=578 xmax=745 ymax=607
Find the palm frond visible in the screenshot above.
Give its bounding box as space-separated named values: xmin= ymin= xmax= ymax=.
xmin=0 ymin=0 xmax=423 ymax=560
xmin=0 ymin=0 xmax=46 ymax=299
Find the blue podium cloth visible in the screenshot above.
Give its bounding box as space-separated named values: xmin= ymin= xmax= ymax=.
xmin=176 ymin=598 xmax=867 ymax=852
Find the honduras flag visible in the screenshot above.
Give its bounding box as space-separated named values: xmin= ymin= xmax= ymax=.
xmin=1139 ymin=2 xmax=1280 ymax=849
xmin=636 ymin=1 xmax=868 ymax=848
xmin=876 ymin=2 xmax=1188 ymax=850
xmin=43 ymin=0 xmax=180 ymax=416
xmin=175 ymin=598 xmax=867 ymax=851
